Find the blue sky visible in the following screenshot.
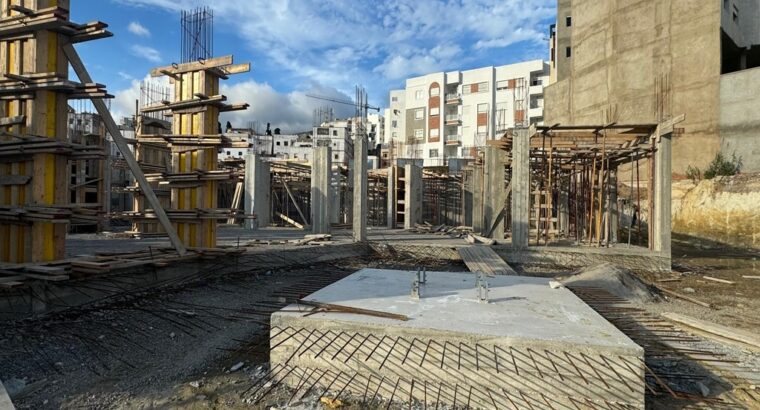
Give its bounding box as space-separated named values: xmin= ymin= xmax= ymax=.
xmin=71 ymin=0 xmax=556 ymax=133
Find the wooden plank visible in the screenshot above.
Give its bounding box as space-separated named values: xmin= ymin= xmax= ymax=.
xmin=703 ymin=275 xmax=734 ymax=285
xmin=150 ymin=55 xmax=234 ymax=77
xmin=0 ymin=175 xmax=30 ymax=186
xmin=459 ymin=246 xmax=517 ymax=276
xmin=0 ymin=115 xmax=25 ymax=126
xmin=743 ymin=275 xmax=760 ymax=279
xmin=656 ymin=286 xmax=711 ymax=308
xmin=662 ymin=312 xmax=760 ymax=350
xmin=277 ymin=212 xmax=304 ymax=229
xmin=63 ymin=43 xmax=187 ymax=256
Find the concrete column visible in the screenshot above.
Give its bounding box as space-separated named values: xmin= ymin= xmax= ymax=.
xmin=353 ymin=135 xmax=368 ymax=241
xmin=311 ymin=145 xmax=332 ymax=234
xmin=403 ymin=164 xmax=423 ymax=229
xmin=472 ymin=163 xmax=484 ymax=233
xmin=559 ymin=177 xmax=570 ymax=237
xmin=244 ymin=154 xmax=270 ymax=230
xmin=387 ymin=165 xmax=396 ymax=228
xmin=483 ymin=146 xmax=506 ymax=239
xmin=511 ymin=128 xmax=530 ymax=249
xmin=653 ymin=133 xmax=672 ymax=255
xmin=463 ymin=168 xmax=473 ymax=227
xmin=330 ymin=170 xmax=340 ymax=224
xmin=609 ymin=168 xmax=619 ymax=244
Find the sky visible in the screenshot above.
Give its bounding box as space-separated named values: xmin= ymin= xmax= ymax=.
xmin=71 ymin=0 xmax=556 ymax=134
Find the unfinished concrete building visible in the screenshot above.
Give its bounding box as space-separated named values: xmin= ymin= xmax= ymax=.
xmin=545 ymin=0 xmax=760 ymax=173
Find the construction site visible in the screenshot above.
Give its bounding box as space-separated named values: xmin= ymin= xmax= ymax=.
xmin=1 ymin=2 xmax=760 ymax=410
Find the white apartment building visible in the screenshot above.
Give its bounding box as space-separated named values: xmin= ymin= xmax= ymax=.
xmin=366 ymin=113 xmax=384 ymax=147
xmin=312 ymin=119 xmax=354 ymax=166
xmin=384 ymin=60 xmax=549 ymax=167
xmin=218 ymin=132 xmax=314 ymax=162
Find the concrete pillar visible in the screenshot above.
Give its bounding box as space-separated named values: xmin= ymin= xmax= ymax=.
xmin=483 ymin=146 xmax=506 ymax=239
xmin=311 ymin=145 xmax=332 ymax=234
xmin=609 ymin=168 xmax=619 ymax=244
xmin=511 ymin=128 xmax=530 ymax=249
xmin=653 ymin=133 xmax=672 ymax=256
xmin=472 ymin=163 xmax=484 ymax=233
xmin=403 ymin=164 xmax=423 ymax=229
xmin=559 ymin=177 xmax=570 ymax=237
xmin=244 ymin=154 xmax=270 ymax=230
xmin=387 ymin=165 xmax=396 ymax=228
xmin=353 ymin=135 xmax=368 ymax=242
xmin=330 ymin=170 xmax=340 ymax=224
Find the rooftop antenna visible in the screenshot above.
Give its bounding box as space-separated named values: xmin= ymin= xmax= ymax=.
xmin=181 ymin=7 xmax=213 ymax=63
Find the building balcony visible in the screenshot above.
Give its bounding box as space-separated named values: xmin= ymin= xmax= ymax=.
xmin=445 ymin=135 xmax=461 ymax=145
xmin=529 ymin=106 xmax=543 ymax=118
xmin=529 ymin=84 xmax=543 ymax=95
xmin=445 ymin=114 xmax=462 ymax=124
xmin=445 ymin=93 xmax=462 ymax=104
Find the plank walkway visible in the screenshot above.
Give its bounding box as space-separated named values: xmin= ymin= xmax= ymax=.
xmin=458 ymin=245 xmax=517 ymax=275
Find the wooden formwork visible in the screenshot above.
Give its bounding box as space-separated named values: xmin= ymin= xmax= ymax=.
xmin=131 ymin=56 xmax=250 ymax=247
xmin=0 ymin=1 xmax=110 ymax=262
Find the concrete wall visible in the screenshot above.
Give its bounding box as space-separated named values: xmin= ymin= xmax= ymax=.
xmin=672 ymin=174 xmax=760 ymax=250
xmin=719 ymin=66 xmax=760 ymax=171
xmin=544 ymin=0 xmax=723 ymax=174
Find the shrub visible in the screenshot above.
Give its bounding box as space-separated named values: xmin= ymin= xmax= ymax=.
xmin=685 ymin=165 xmax=701 ymax=183
xmin=703 ymin=152 xmax=741 ymax=180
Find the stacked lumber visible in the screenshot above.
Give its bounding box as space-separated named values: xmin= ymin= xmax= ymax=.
xmin=0 ymin=206 xmax=71 ymax=223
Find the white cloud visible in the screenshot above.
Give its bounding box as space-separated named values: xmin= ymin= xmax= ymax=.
xmin=109 ymin=76 xmax=354 ymax=134
xmin=115 ymin=0 xmax=556 ymax=105
xmin=127 ymin=21 xmax=151 ymax=37
xmin=130 ymin=45 xmax=162 ymax=63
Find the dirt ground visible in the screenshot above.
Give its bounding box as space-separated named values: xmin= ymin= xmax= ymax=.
xmin=2 ymin=242 xmax=760 ymax=409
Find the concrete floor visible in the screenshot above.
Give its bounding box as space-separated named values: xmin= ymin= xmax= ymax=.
xmin=270 ymin=268 xmax=645 ymax=409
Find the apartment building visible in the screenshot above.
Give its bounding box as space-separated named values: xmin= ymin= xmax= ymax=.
xmin=219 ymin=132 xmax=314 ymax=162
xmin=312 ymin=119 xmax=354 ymax=166
xmin=384 ymin=60 xmax=549 ymax=167
xmin=545 ymin=0 xmax=760 ymax=173
xmin=366 ymin=113 xmax=385 ymax=147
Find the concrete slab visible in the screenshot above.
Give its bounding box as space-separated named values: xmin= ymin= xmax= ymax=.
xmin=271 ymin=268 xmax=645 ymax=409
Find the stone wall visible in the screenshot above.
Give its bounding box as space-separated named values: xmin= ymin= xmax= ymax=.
xmin=672 ymin=174 xmax=760 ymax=249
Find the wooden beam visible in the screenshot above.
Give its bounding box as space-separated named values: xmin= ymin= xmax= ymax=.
xmin=150 ymin=55 xmax=234 ymax=77
xmin=63 ymin=43 xmax=187 ymax=256
xmin=0 ymin=115 xmax=25 ymax=126
xmin=662 ymin=312 xmax=760 ymax=350
xmin=0 ymin=175 xmax=31 ymax=186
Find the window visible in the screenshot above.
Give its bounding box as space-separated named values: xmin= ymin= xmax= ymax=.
xmin=392 ymin=131 xmax=398 ymax=138
xmin=478 ymin=82 xmax=489 ymax=92
xmin=414 ymin=149 xmax=423 ymax=158
xmin=334 ymin=154 xmax=339 ymax=160
xmin=430 ymin=87 xmax=440 ymax=97
xmin=496 ymin=80 xmax=509 ymax=90
xmin=477 ymin=125 xmax=487 ymax=134
xmin=430 ymin=107 xmax=440 ymax=116
xmin=566 ymin=46 xmax=572 ymax=58
xmin=332 ymin=130 xmax=338 ymax=136
xmin=415 ymin=109 xmax=424 ymax=120
xmin=276 ymin=141 xmax=281 ymax=146
xmin=391 ymin=96 xmax=398 ymax=102
xmin=414 ymin=129 xmax=424 ymax=139
xmin=430 ymin=128 xmax=439 ymax=137
xmin=294 ymin=154 xmax=298 ymax=159
xmin=284 ymin=141 xmax=288 ymax=146
xmin=477 ymin=103 xmax=489 ymax=113
xmin=566 ymin=16 xmax=572 ymax=27
xmin=462 ymin=84 xmax=472 ymax=94
xmin=415 ymin=90 xmax=423 ymax=100
xmin=429 ymin=149 xmax=439 ymax=158
xmin=238 ymin=151 xmax=243 ymax=156
xmin=226 ymin=151 xmax=231 ymax=155
xmin=392 ymin=120 xmax=398 ymax=128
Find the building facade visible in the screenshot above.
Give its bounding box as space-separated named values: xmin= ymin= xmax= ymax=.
xmin=385 ymin=60 xmax=549 ymax=167
xmin=545 ymin=0 xmax=760 ymax=173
